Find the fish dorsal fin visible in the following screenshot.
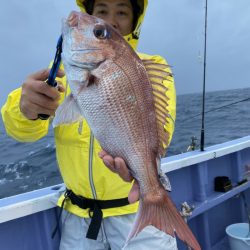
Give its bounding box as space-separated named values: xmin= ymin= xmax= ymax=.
xmin=143 ymin=59 xmax=173 ymax=157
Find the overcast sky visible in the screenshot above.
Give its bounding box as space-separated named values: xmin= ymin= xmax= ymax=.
xmin=0 ymin=0 xmax=249 ymax=106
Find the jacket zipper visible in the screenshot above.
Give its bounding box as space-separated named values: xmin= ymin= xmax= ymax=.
xmin=88 ymin=132 xmax=107 ymax=241
xmin=88 ymin=131 xmax=97 ymax=199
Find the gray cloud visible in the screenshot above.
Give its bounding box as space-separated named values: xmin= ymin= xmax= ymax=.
xmin=0 ymin=0 xmax=77 ymax=106
xmin=138 ymin=0 xmax=250 ymax=95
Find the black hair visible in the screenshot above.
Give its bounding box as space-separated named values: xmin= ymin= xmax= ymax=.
xmin=82 ymin=0 xmax=143 ymax=31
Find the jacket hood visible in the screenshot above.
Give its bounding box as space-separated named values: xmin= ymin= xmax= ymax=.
xmin=76 ymin=0 xmax=148 ymax=50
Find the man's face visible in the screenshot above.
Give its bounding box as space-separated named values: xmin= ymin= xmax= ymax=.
xmin=92 ymin=0 xmax=134 ymax=36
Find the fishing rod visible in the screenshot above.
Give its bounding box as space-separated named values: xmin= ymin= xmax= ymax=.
xmin=200 ymin=0 xmax=208 ymax=151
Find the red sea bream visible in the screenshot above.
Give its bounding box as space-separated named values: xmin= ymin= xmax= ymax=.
xmin=53 ymin=11 xmax=201 ymax=250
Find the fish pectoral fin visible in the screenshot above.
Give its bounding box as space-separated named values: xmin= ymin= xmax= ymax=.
xmin=52 ymin=94 xmax=83 ymax=127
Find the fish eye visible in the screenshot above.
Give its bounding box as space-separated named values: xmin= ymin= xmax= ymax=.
xmin=93 ymin=24 xmax=109 ymax=39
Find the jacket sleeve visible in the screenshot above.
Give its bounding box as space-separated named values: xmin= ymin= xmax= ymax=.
xmin=1 ymin=87 xmax=50 ymax=142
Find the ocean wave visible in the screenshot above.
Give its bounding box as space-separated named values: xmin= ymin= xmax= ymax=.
xmin=0 ymin=149 xmax=62 ymax=198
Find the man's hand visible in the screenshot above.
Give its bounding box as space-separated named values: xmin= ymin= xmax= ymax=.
xmin=20 ymin=69 xmax=65 ymax=120
xmin=99 ymin=151 xmax=140 ymax=204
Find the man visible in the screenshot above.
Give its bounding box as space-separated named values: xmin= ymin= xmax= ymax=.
xmin=1 ymin=0 xmax=177 ymax=249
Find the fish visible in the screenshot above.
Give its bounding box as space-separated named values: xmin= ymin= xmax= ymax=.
xmin=53 ymin=11 xmax=201 ymax=250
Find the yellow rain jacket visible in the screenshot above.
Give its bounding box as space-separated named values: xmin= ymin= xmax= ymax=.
xmin=1 ymin=0 xmax=176 ymax=218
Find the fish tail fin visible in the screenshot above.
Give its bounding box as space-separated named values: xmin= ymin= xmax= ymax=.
xmin=127 ymin=187 xmax=201 ymax=250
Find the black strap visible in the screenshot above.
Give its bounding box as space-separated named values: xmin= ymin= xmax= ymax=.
xmin=86 ymin=203 xmax=103 ymax=239
xmin=58 ymin=189 xmax=129 ymax=240
xmin=67 ymin=190 xmax=129 ymax=210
